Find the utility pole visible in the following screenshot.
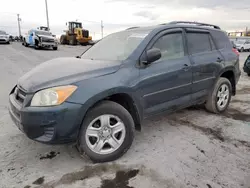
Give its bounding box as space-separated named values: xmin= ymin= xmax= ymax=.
xmin=101 ymin=20 xmax=104 ymax=39
xmin=17 ymin=14 xmax=21 ymax=37
xmin=45 ymin=0 xmax=50 ymax=31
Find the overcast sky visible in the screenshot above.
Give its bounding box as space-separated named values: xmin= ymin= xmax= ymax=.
xmin=0 ymin=0 xmax=250 ymax=39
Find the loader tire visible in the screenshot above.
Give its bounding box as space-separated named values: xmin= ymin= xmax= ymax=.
xmin=60 ymin=35 xmax=67 ymax=45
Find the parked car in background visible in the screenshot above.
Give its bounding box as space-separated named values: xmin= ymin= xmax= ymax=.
xmin=0 ymin=30 xmax=10 ymax=44
xmin=235 ymin=40 xmax=250 ymax=52
xmin=23 ymin=29 xmax=58 ymax=50
xmin=9 ymin=21 xmax=241 ymax=162
xmin=243 ymin=54 xmax=250 ymax=76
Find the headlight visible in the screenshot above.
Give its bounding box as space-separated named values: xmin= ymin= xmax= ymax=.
xmin=31 ymin=85 xmax=77 ymax=106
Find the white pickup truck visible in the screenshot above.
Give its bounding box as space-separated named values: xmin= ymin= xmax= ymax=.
xmin=23 ymin=29 xmax=58 ymax=50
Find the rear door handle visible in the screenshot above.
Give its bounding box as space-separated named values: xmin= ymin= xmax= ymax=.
xmin=182 ymin=64 xmax=189 ymax=71
xmin=217 ymin=57 xmax=223 ymax=63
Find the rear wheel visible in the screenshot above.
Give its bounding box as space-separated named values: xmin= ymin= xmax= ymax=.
xmin=205 ymin=77 xmax=232 ymax=114
xmin=77 ymin=101 xmax=135 ymax=163
xmin=240 ymin=47 xmax=244 ymax=52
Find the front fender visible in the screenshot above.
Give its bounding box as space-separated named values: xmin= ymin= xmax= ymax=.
xmin=68 ymin=85 xmax=142 ymax=119
xmin=66 ymin=68 xmax=142 ymax=120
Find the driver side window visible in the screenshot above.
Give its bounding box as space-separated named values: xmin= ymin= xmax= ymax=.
xmin=151 ymin=32 xmax=184 ymax=61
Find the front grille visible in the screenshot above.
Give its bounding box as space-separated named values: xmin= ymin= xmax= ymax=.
xmin=14 ymin=86 xmax=26 ymax=104
xmin=42 ymin=38 xmax=54 ymax=42
xmin=0 ymin=39 xmax=6 ymax=42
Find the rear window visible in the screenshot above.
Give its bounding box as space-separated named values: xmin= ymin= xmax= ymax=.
xmin=211 ymin=30 xmax=231 ymax=49
xmin=187 ymin=32 xmax=212 ymax=54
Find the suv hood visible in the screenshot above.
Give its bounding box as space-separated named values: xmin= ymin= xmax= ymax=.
xmin=18 ymin=57 xmax=121 ymax=92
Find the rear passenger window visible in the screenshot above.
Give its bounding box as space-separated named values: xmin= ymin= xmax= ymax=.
xmin=209 ymin=35 xmax=216 ymax=50
xmin=211 ymin=31 xmax=231 ymax=49
xmin=151 ymin=32 xmax=184 ymax=61
xmin=187 ymin=33 xmax=211 ymax=54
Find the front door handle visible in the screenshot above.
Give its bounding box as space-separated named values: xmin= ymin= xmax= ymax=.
xmin=217 ymin=57 xmax=223 ymax=63
xmin=182 ymin=64 xmax=189 ymax=71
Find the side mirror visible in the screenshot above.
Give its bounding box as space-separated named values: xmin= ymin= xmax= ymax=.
xmin=143 ymin=48 xmax=161 ymax=65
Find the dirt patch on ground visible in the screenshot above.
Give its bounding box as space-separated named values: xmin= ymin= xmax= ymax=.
xmin=223 ymin=108 xmax=250 ymax=122
xmin=38 ymin=164 xmax=178 ymax=188
xmin=169 ymin=116 xmax=250 ymax=150
xmin=39 ymin=151 xmax=60 ymax=160
xmin=100 ymin=169 xmax=139 ymax=188
xmin=33 ymin=176 xmax=45 ymax=185
xmin=236 ymin=87 xmax=250 ymax=95
xmin=169 ymin=117 xmax=225 ymax=142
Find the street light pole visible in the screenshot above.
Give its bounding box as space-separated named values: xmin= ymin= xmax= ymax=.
xmin=17 ymin=14 xmax=21 ymax=36
xmin=45 ymin=0 xmax=50 ymax=31
xmin=101 ymin=20 xmax=104 ymax=39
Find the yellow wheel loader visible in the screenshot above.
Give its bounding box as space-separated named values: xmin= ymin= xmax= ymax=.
xmin=60 ymin=22 xmax=93 ymax=45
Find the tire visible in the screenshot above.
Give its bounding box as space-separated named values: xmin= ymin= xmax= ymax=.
xmin=69 ymin=38 xmax=77 ymax=45
xmin=24 ymin=39 xmax=28 ymax=47
xmin=34 ymin=40 xmax=40 ymax=50
xmin=7 ymin=41 xmax=10 ymax=44
xmin=248 ymin=73 xmax=250 ymax=77
xmin=205 ymin=77 xmax=232 ymax=114
xmin=240 ymin=47 xmax=244 ymax=52
xmin=78 ymin=101 xmax=135 ymax=163
xmin=53 ymin=47 xmax=58 ymax=50
xmin=60 ymin=35 xmax=67 ymax=45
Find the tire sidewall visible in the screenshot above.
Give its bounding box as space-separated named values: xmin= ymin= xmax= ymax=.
xmin=79 ymin=101 xmax=135 ymax=162
xmin=213 ymin=78 xmax=232 ymax=113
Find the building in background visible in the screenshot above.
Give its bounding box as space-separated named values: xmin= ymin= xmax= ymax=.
xmin=227 ymin=29 xmax=250 ymax=37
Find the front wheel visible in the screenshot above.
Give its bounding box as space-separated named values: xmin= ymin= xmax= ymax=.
xmin=205 ymin=77 xmax=232 ymax=114
xmin=78 ymin=101 xmax=135 ymax=163
xmin=240 ymin=47 xmax=244 ymax=52
xmin=53 ymin=46 xmax=58 ymax=50
xmin=24 ymin=39 xmax=28 ymax=47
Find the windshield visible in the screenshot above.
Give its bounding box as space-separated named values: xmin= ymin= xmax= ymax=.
xmin=0 ymin=31 xmax=7 ymax=35
xmin=35 ymin=31 xmax=52 ymax=36
xmin=235 ymin=40 xmax=245 ymax=44
xmin=81 ymin=30 xmax=149 ymax=61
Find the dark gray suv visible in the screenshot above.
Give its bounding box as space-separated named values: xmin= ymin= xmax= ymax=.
xmin=9 ymin=21 xmax=241 ymax=162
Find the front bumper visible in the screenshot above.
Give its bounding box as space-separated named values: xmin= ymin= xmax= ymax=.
xmin=0 ymin=38 xmax=9 ymax=43
xmin=9 ymin=90 xmax=83 ymax=144
xmin=39 ymin=42 xmax=57 ymax=48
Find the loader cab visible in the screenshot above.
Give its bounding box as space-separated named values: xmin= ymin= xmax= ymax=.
xmin=68 ymin=22 xmax=82 ymax=35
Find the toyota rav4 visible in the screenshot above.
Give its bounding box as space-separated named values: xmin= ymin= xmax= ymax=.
xmin=9 ymin=21 xmax=241 ymax=162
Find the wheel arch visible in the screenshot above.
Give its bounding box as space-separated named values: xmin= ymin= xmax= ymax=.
xmin=77 ymin=89 xmax=143 ymax=134
xmin=218 ymin=67 xmax=236 ymax=95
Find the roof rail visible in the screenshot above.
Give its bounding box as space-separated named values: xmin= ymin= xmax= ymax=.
xmin=126 ymin=27 xmax=140 ymax=30
xmin=168 ymin=21 xmax=221 ymax=29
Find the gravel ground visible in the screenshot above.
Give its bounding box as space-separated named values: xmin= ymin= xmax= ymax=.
xmin=0 ymin=43 xmax=249 ymax=188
